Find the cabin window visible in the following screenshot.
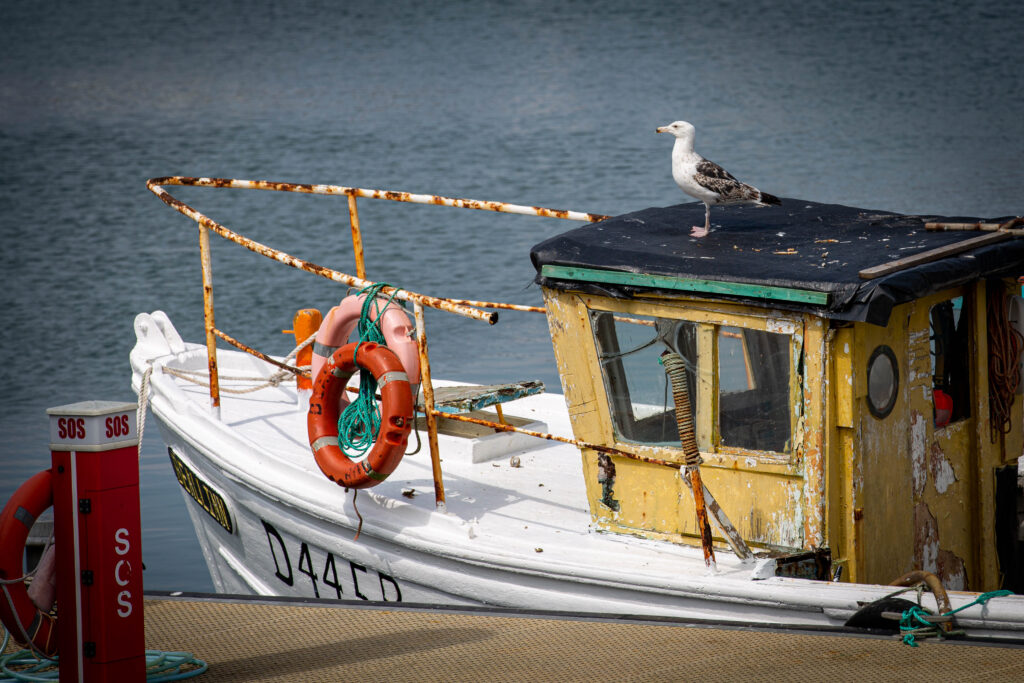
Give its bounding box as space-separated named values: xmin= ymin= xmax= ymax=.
xmin=930 ymin=296 xmax=970 ymax=427
xmin=717 ymin=326 xmax=792 ymax=453
xmin=591 ymin=312 xmax=698 ymax=446
xmin=866 ymin=345 xmax=899 ymax=419
xmin=591 ymin=311 xmax=795 ymax=455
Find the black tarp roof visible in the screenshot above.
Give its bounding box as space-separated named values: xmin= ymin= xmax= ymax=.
xmin=531 ymin=199 xmax=1024 ymax=326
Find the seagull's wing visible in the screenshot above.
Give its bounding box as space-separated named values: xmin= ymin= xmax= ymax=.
xmin=695 ymin=159 xmax=737 ymax=182
xmin=694 ymin=159 xmax=760 ymax=202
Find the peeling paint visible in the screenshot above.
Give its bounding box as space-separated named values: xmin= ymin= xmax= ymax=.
xmin=914 ymin=501 xmax=939 ymax=573
xmin=910 ymin=410 xmax=927 ymax=497
xmin=937 ymin=549 xmax=967 ymax=591
xmin=928 ymin=441 xmax=957 ymax=494
xmin=596 ymin=453 xmax=620 ymax=512
xmin=908 ymin=329 xmax=930 ymax=345
xmin=769 ymin=484 xmax=805 ymax=548
xmin=911 ymin=504 xmax=967 ymax=589
xmin=766 ymin=319 xmax=796 ymax=334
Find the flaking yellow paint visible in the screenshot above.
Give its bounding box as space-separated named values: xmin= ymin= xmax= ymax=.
xmin=541 ymin=280 xmax=1021 ymax=588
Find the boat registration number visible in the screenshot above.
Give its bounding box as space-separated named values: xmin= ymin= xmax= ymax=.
xmin=168 ymin=447 xmax=234 ymax=534
xmin=261 ymin=518 xmax=403 ymax=602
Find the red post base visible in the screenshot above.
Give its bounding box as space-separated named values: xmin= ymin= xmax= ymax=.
xmin=49 ymin=401 xmax=145 ymax=682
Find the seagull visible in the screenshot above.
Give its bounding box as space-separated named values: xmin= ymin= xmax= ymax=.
xmin=657 ymin=120 xmax=780 ymax=237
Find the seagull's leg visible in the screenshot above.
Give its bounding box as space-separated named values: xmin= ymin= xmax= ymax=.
xmin=691 ymin=202 xmax=710 ymax=237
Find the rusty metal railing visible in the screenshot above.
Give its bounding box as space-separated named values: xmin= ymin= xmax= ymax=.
xmin=146 ymin=176 xmax=608 ymax=506
xmin=146 ymin=176 xmax=764 ymax=557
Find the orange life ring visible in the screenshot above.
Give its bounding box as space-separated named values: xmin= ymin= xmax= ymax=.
xmin=311 ymin=294 xmax=420 ymax=412
xmin=0 ymin=469 xmax=58 ymax=656
xmin=308 ymin=342 xmax=414 ymax=488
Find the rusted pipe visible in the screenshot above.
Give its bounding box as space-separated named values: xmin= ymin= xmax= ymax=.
xmin=414 ymin=302 xmax=446 ymax=510
xmin=889 ymin=570 xmax=954 ymax=632
xmin=147 ymin=180 xmax=497 ymax=325
xmin=212 ymin=328 xmax=306 ymax=377
xmin=443 ymin=299 xmax=546 ymax=314
xmin=198 ymin=224 xmax=221 ymax=417
xmin=347 ymin=195 xmax=367 ymax=280
xmin=148 ymin=176 xmax=609 ymax=223
xmin=612 ymin=315 xmax=656 ymax=327
xmin=433 ymin=411 xmax=683 ymax=469
xmin=680 ymin=476 xmax=752 ymax=560
xmin=662 ymin=351 xmax=715 ymax=568
xmin=684 ymin=469 xmax=715 ymax=567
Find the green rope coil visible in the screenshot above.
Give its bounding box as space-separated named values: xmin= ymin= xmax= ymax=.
xmin=899 ymin=589 xmax=1013 ymax=647
xmin=336 ymin=283 xmax=404 ymax=459
xmin=1 ymin=626 xmax=207 ymax=681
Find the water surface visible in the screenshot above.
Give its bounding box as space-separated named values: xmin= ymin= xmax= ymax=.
xmin=2 ymin=0 xmax=1021 ymax=592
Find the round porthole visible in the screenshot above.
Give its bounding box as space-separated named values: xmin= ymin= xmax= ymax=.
xmin=867 ymin=345 xmax=899 ymax=419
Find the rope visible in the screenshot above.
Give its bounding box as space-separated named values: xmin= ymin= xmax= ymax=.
xmin=154 ymin=329 xmax=319 ymax=395
xmin=283 ymin=331 xmax=317 ymax=363
xmin=405 ymin=384 xmax=423 ymax=456
xmin=336 ymin=283 xmax=403 ymax=458
xmin=0 ymin=587 xmax=52 ymax=663
xmin=351 ymin=489 xmax=363 ymax=541
xmin=0 ymin=625 xmax=207 ymax=681
xmin=898 ymin=605 xmax=949 ymax=647
xmin=987 ymin=280 xmax=1023 ymax=442
xmin=160 ymin=367 xmax=293 ymax=394
xmin=138 ymin=363 xmax=153 ymax=459
xmin=899 ymin=589 xmax=1013 ymax=646
xmin=1 ymin=523 xmax=56 ymax=661
xmin=4 ymin=565 xmax=207 ymax=679
xmin=942 ymin=589 xmax=1013 ymax=616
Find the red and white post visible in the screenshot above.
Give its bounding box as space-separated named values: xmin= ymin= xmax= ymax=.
xmin=48 ymin=400 xmax=145 ymax=682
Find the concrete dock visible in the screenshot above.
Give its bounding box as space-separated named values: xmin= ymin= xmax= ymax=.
xmin=6 ymin=593 xmax=1024 ymax=681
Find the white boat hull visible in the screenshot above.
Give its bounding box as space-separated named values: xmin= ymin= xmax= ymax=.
xmin=133 ymin=311 xmax=1024 ymax=637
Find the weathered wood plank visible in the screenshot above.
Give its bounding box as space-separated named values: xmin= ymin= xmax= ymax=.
xmin=418 ymin=380 xmax=545 ymax=414
xmin=924 ymin=216 xmax=1024 ymax=233
xmin=858 ymin=231 xmax=1013 ymax=280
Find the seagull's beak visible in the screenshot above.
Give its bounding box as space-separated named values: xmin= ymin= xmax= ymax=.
xmin=656 ymin=126 xmax=668 ymax=134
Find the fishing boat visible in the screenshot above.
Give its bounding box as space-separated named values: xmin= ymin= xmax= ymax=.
xmin=130 ymin=177 xmax=1024 ymax=641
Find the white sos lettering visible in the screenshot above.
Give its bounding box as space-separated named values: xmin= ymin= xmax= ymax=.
xmin=114 ymin=528 xmax=132 ymax=617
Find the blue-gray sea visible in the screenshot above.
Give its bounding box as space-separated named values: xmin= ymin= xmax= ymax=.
xmin=2 ymin=0 xmax=1022 ymax=593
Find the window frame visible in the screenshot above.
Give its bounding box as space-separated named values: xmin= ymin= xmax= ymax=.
xmin=586 ymin=299 xmax=805 ymax=467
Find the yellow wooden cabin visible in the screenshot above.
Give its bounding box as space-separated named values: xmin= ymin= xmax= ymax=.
xmin=530 ymin=200 xmax=1024 ymax=591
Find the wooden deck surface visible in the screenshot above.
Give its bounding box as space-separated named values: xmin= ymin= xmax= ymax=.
xmin=139 ymin=595 xmax=1024 ymax=681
